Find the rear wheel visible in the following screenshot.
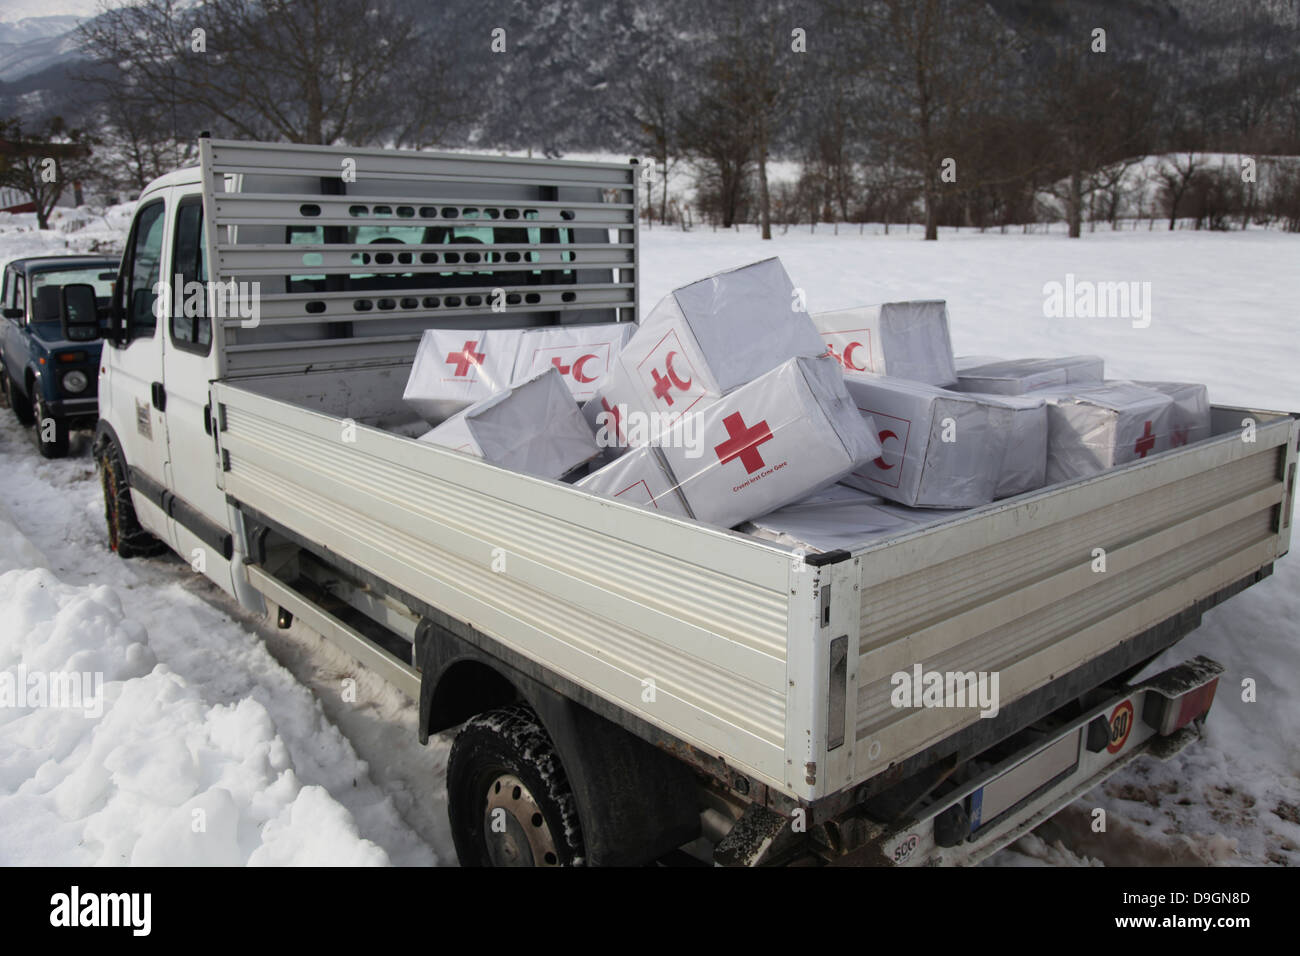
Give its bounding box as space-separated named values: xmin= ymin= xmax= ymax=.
xmin=32 ymin=393 xmax=69 ymax=458
xmin=446 ymin=705 xmax=585 ymax=867
xmin=96 ymin=436 xmax=165 ymax=558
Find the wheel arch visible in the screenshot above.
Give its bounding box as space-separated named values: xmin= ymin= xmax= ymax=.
xmin=417 ymin=614 xmax=701 ymax=865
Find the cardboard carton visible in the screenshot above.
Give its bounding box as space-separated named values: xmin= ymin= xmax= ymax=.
xmin=1038 ymin=381 xmax=1176 ymax=482
xmin=418 ymin=367 xmax=599 ymax=479
xmin=813 ymin=300 xmax=957 ymax=386
xmin=1135 ymin=381 xmax=1211 ymax=448
xmin=839 ymin=375 xmax=1013 ymax=508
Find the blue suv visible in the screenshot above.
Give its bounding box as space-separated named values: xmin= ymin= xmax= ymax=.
xmin=0 ymin=255 xmax=119 ymax=458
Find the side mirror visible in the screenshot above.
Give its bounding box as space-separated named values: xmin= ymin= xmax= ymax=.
xmin=2 ymin=307 xmax=21 ymax=320
xmin=60 ymin=283 xmax=101 ymax=342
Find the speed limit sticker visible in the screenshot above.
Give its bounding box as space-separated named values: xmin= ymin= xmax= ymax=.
xmin=1107 ymin=699 xmax=1135 ymax=754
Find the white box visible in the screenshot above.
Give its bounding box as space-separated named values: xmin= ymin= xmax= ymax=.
xmin=1038 ymin=382 xmax=1176 ymax=482
xmin=1135 ymin=381 xmax=1210 ymax=448
xmin=582 ymin=257 xmax=825 ymax=445
xmin=580 ymin=356 xmax=881 ymax=528
xmin=839 ymin=375 xmax=1013 ymax=508
xmin=512 ymin=323 xmax=637 ymax=402
xmin=954 ymin=355 xmax=1104 ymax=394
xmin=656 ymin=356 xmax=881 ymax=528
xmin=576 ymin=444 xmax=692 ymax=518
xmin=813 ymin=300 xmax=957 ymax=386
xmin=404 ymin=328 xmax=521 ymax=422
xmin=744 ymin=490 xmax=913 ymax=552
xmin=418 ymin=368 xmax=599 ymax=479
xmin=961 ymin=392 xmax=1049 ymax=498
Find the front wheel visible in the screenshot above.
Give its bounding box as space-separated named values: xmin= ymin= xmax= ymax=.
xmin=446 ymin=705 xmax=586 ymax=867
xmin=96 ymin=436 xmax=166 ymax=558
xmin=32 ymin=394 xmax=69 ymax=458
xmin=7 ymin=373 xmax=34 ymax=426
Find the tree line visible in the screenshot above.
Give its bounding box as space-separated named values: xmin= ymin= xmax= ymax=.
xmin=3 ymin=0 xmax=1300 ymax=236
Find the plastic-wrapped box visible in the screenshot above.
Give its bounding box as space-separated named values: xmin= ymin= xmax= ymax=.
xmin=812 ymin=300 xmax=957 ymax=386
xmin=962 ymin=392 xmax=1049 ymax=498
xmin=743 ymin=488 xmax=910 ymax=552
xmin=576 ymin=444 xmax=691 ymax=518
xmin=1038 ymin=382 xmax=1176 ymax=482
xmin=405 ymin=328 xmax=521 ymax=422
xmin=404 ymin=323 xmax=637 ymax=422
xmin=580 ymin=356 xmax=881 ymax=528
xmin=743 ymin=487 xmax=967 ymax=552
xmin=418 ymin=367 xmax=599 ymax=479
xmin=954 ymin=355 xmax=1104 ymax=394
xmin=581 ymin=257 xmax=825 ymax=448
xmin=839 ymin=375 xmax=1014 ymax=508
xmin=512 ymin=323 xmax=637 ymax=402
xmin=1135 ymin=381 xmax=1211 ymax=448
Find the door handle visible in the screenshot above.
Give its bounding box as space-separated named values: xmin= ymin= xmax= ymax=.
xmin=151 ymin=381 xmax=166 ymax=411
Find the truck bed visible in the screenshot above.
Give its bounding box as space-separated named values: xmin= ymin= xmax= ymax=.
xmin=211 ymin=363 xmax=1297 ymax=804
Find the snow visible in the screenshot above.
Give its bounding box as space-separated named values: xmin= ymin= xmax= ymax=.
xmin=1 ymin=205 xmax=1297 ymax=866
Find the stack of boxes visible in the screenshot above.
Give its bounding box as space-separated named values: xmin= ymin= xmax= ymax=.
xmin=401 ymin=257 xmax=1214 ymax=549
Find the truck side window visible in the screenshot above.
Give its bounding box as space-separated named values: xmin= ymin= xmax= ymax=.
xmin=12 ymin=274 xmax=25 ymax=321
xmin=120 ymin=200 xmax=165 ymax=341
xmin=169 ymin=198 xmax=212 ymax=355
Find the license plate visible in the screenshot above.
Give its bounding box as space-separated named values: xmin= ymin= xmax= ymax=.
xmin=969 ymin=729 xmax=1081 ymax=832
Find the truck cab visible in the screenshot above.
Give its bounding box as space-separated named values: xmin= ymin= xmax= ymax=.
xmin=0 ymin=255 xmax=118 ymax=457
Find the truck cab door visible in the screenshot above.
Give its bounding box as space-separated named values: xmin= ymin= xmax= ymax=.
xmin=159 ymin=192 xmax=235 ymax=587
xmin=102 ymin=195 xmax=174 ymax=545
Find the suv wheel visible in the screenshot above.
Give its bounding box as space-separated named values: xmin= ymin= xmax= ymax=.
xmin=32 ymin=393 xmax=69 ymax=458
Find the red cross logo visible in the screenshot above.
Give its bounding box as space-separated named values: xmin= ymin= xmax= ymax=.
xmin=650 ymin=350 xmax=693 ymax=406
xmin=1135 ymin=420 xmax=1156 ymax=458
xmin=1170 ymin=425 xmax=1190 ymax=448
xmin=600 ymin=397 xmax=624 ymax=440
xmin=446 ymin=340 xmax=485 ymax=377
xmin=714 ymin=412 xmax=774 ymax=474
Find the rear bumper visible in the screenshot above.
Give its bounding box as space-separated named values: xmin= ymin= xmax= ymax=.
xmin=861 ymin=656 xmax=1223 ymax=866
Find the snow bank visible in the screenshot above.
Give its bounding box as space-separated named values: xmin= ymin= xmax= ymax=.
xmin=0 ymin=506 xmax=390 ymax=866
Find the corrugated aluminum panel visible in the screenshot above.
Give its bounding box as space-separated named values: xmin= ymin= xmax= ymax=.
xmin=214 ymin=381 xmax=799 ymax=790
xmin=848 ymin=410 xmax=1295 ymax=780
xmin=198 ymin=139 xmax=639 ymax=379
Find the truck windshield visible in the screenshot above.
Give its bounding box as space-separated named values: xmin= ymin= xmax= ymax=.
xmin=28 ymin=267 xmax=114 ymax=340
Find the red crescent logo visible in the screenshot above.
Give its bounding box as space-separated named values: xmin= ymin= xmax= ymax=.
xmin=874 ymin=429 xmax=899 ymax=469
xmin=666 ymin=350 xmax=693 ymax=391
xmin=843 ymin=341 xmax=867 ymax=372
xmin=571 ymin=353 xmax=598 ymax=383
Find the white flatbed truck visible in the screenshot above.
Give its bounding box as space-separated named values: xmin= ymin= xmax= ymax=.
xmin=68 ymin=138 xmax=1297 ymax=866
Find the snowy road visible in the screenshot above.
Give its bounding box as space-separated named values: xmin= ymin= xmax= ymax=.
xmin=1 ymin=207 xmax=1297 ymax=866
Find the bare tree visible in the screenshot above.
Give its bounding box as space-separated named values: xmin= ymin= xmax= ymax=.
xmin=77 ymin=0 xmax=458 ymax=147
xmin=1155 ymin=153 xmax=1203 ymax=231
xmin=836 ymin=0 xmax=1010 ymax=240
xmin=0 ymin=118 xmax=93 ymax=229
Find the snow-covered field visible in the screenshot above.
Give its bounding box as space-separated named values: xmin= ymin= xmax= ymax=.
xmin=1 ymin=209 xmax=1296 ymax=866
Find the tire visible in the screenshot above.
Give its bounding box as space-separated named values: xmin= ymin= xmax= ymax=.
xmin=9 ymin=373 xmax=34 ymax=426
xmin=32 ymin=392 xmax=69 ymax=458
xmin=447 ymin=704 xmax=586 ymax=867
xmin=95 ymin=436 xmax=166 ymax=558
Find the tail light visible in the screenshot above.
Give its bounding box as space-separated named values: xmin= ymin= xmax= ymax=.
xmin=1142 ymin=678 xmax=1219 ymax=736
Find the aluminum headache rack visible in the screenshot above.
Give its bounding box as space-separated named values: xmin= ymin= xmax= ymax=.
xmin=197 ymin=138 xmax=640 ymax=378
